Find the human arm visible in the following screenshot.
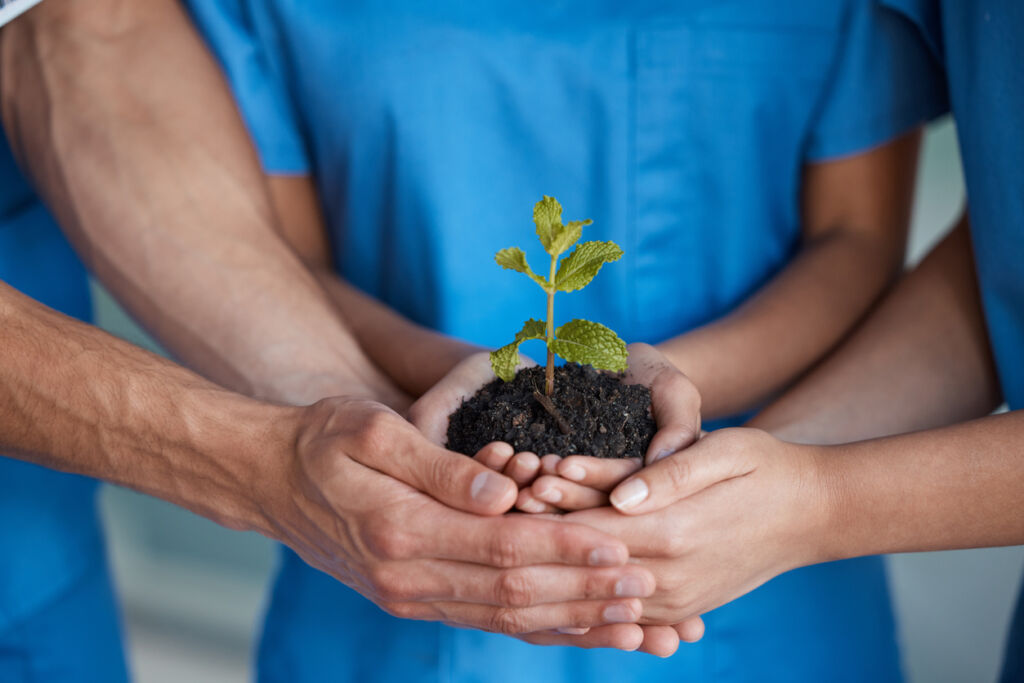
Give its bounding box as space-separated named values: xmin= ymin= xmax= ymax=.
xmin=266 ymin=175 xmax=481 ymax=398
xmin=657 ymin=131 xmax=922 ymax=419
xmin=0 ymin=0 xmax=654 ymax=644
xmin=560 ymin=214 xmax=1019 ymax=627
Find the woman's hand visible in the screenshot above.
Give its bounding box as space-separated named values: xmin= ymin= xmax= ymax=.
xmin=566 ymin=428 xmax=833 ymax=627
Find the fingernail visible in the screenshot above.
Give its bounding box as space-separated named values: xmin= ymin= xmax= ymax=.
xmin=589 ymin=546 xmax=626 ymax=567
xmin=602 ymin=603 xmax=636 ymax=623
xmin=535 ymin=487 xmax=562 ymax=504
xmin=610 ymin=478 xmax=649 ymax=511
xmin=649 ymin=449 xmax=674 ymax=464
xmin=614 ymin=575 xmax=648 ymax=598
xmin=518 ymin=498 xmax=546 ymax=513
xmin=561 ymin=464 xmax=586 ymax=481
xmin=471 ymin=471 xmax=508 ymax=505
xmin=556 ymin=627 xmax=590 ymax=635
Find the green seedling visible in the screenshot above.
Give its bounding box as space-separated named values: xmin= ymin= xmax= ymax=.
xmin=491 ymin=195 xmax=628 ymax=395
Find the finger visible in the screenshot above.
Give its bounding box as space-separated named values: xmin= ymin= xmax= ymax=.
xmin=539 ymin=454 xmax=562 ymax=476
xmin=421 ymin=597 xmax=644 ymax=635
xmin=338 ymin=403 xmax=519 ymax=516
xmin=383 ymin=421 xmax=519 ymax=515
xmin=407 ymin=510 xmax=630 ymax=568
xmin=675 ymin=616 xmax=706 ymax=643
xmin=369 ymin=559 xmax=655 ymax=607
xmin=635 ymin=625 xmax=681 ymax=657
xmin=622 ymin=344 xmax=702 ymax=465
xmin=517 ymin=624 xmax=644 ymax=651
xmin=516 ymin=488 xmax=559 ymax=514
xmin=531 ymin=475 xmax=610 ymax=511
xmin=503 ymin=452 xmax=541 ymax=487
xmin=474 ymin=442 xmax=515 ymax=471
xmin=557 ymin=456 xmax=642 ymax=491
xmin=609 ymin=430 xmax=756 ymax=515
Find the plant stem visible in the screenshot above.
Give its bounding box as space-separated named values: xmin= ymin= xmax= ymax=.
xmin=545 ymin=254 xmax=557 ymax=395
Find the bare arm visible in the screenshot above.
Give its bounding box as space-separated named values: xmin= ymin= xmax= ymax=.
xmin=0 ymin=1 xmax=652 ymax=645
xmin=658 ymin=132 xmax=922 ymax=419
xmin=750 ymin=214 xmax=1001 ymax=442
xmin=1 ymin=0 xmax=401 ymax=407
xmin=267 ymin=175 xmax=480 ymax=398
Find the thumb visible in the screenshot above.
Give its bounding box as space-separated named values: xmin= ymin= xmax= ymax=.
xmin=608 ymin=429 xmax=757 ymax=515
xmin=386 ymin=421 xmax=519 ymax=515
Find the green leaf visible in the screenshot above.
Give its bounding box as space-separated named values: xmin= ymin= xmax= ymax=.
xmin=554 ymin=240 xmax=624 ymax=292
xmin=533 ymin=196 xmax=593 ymax=256
xmin=490 ymin=319 xmax=547 ymax=381
xmin=495 ymin=247 xmax=549 ymax=290
xmin=547 ymin=219 xmax=592 ymax=257
xmin=550 ymin=319 xmax=628 ymax=372
xmin=533 ymin=196 xmax=562 ymax=253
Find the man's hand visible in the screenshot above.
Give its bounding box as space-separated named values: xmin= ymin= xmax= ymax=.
xmin=564 ymin=428 xmax=830 ymax=627
xmin=257 ymin=397 xmax=658 ymax=641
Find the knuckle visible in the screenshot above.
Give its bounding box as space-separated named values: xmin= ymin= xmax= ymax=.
xmin=428 ymin=453 xmax=460 ymax=492
xmin=369 ymin=565 xmax=413 ymax=603
xmin=379 ymin=600 xmax=419 ymax=620
xmin=495 ymin=569 xmax=535 ymax=608
xmin=663 ymin=456 xmax=694 ymax=493
xmin=354 ymin=409 xmax=401 ymax=454
xmin=364 ymin=518 xmax=413 ymax=561
xmin=488 ymin=530 xmax=524 ymax=567
xmin=488 ymin=607 xmax=528 ymax=635
xmin=662 ymin=533 xmax=688 ymax=558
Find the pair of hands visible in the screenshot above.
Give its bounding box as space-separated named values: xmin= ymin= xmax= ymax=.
xmin=255 ymin=344 xmax=831 ymax=657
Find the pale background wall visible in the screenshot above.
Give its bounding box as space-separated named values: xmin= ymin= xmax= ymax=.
xmin=92 ymin=118 xmax=1024 ymax=682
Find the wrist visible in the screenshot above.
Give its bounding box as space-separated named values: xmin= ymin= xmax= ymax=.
xmin=159 ymin=387 xmax=304 ymax=537
xmin=801 ymin=441 xmax=856 ymax=565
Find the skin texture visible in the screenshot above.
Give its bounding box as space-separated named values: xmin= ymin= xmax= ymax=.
xmin=0 ymin=0 xmax=659 ymax=639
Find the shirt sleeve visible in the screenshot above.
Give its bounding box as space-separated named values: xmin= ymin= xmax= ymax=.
xmin=183 ymin=0 xmax=310 ymax=174
xmin=805 ymin=0 xmax=949 ymax=161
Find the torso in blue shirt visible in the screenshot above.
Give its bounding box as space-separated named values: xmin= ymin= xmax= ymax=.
xmin=0 ymin=137 xmax=104 ymax=632
xmin=186 ymin=1 xmax=944 ymax=681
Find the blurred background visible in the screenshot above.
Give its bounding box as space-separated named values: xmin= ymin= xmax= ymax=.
xmin=93 ymin=117 xmax=1024 ymax=683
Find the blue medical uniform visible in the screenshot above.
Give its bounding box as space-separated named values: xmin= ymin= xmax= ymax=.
xmin=0 ymin=138 xmax=128 ymax=680
xmin=186 ymin=1 xmax=944 ymax=681
xmin=879 ymin=1 xmax=1024 ymax=680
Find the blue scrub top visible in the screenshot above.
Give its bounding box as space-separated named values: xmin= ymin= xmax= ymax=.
xmin=0 ymin=137 xmax=105 ymax=633
xmin=186 ymin=1 xmax=944 ymax=681
xmin=880 ymin=1 xmax=1024 ymax=680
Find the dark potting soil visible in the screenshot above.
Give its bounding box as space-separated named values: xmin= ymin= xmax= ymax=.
xmin=446 ymin=363 xmax=655 ymax=459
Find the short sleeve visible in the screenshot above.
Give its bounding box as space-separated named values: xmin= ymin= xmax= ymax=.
xmin=183 ymin=0 xmax=310 ymax=174
xmin=805 ymin=0 xmax=949 ymax=161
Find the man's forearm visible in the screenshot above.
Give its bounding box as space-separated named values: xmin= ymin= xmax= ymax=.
xmin=0 ymin=0 xmax=401 ymax=407
xmin=750 ymin=216 xmax=1001 ymax=443
xmin=0 ymin=281 xmax=295 ymax=532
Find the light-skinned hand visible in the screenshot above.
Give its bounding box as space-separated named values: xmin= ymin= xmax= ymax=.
xmin=258 ymin=396 xmax=658 ymax=640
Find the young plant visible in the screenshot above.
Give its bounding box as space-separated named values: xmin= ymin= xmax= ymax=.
xmin=490 ymin=195 xmax=628 ymax=395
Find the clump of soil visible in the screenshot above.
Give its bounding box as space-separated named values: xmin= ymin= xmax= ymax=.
xmin=446 ymin=363 xmax=655 ymax=459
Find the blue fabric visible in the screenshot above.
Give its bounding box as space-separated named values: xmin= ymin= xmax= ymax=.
xmin=879 ymin=1 xmax=1024 ymax=680
xmin=0 ymin=135 xmax=123 ymax=667
xmin=185 ymin=1 xmax=945 ymax=680
xmin=0 ymin=554 xmax=128 ymax=683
